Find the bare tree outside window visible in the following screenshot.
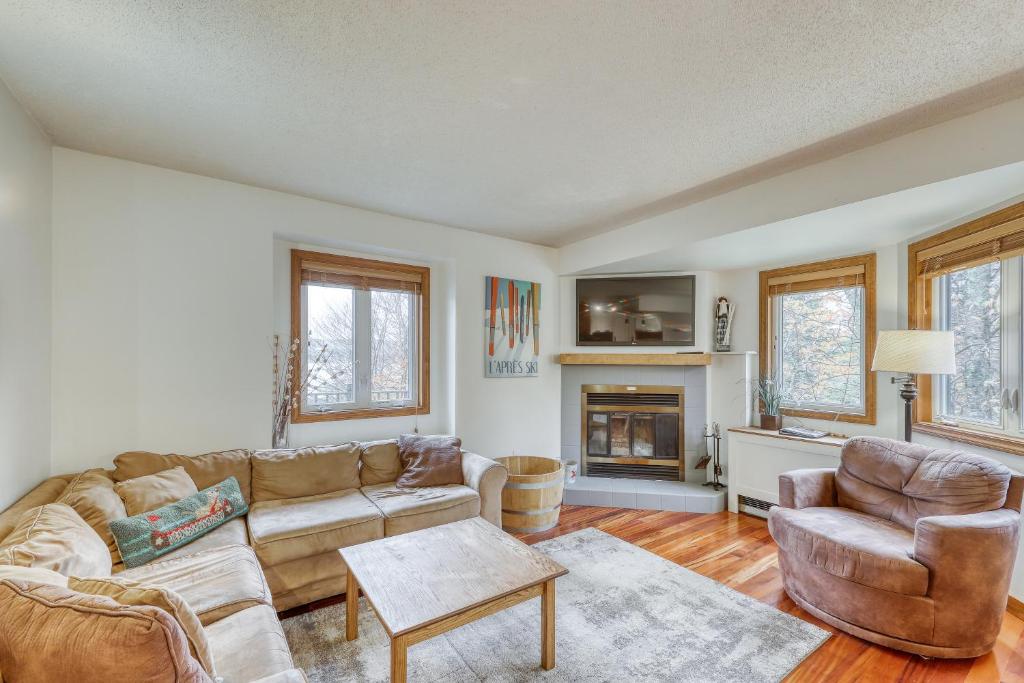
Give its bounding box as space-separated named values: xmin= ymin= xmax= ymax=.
xmin=370 ymin=290 xmax=413 ymax=402
xmin=940 ymin=261 xmax=1001 ymax=426
xmin=778 ymin=287 xmax=864 ymax=410
xmin=306 ymin=285 xmax=355 ymax=406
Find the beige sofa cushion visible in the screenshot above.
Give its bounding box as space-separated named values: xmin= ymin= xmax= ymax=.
xmin=114 ymin=448 xmax=254 ymax=504
xmin=0 ymin=503 xmax=111 ymax=577
xmin=0 ymin=564 xmax=69 ymax=587
xmin=70 ymin=575 xmax=216 ymax=676
xmin=252 ymin=443 xmax=361 ymax=502
xmin=58 ymin=469 xmax=127 ymax=561
xmin=248 ymin=489 xmax=384 ymax=566
xmin=205 ymin=604 xmax=294 ymax=682
xmin=120 ymin=544 xmax=272 ymax=626
xmin=359 ymin=439 xmax=401 ymax=486
xmin=0 ymin=579 xmax=211 ymax=682
xmin=361 ymin=483 xmax=480 ymax=536
xmin=0 ymin=475 xmax=76 ymax=542
xmin=114 ymin=466 xmax=199 ymax=516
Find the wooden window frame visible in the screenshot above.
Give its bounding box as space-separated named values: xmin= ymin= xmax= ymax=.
xmin=759 ymin=253 xmax=877 ymax=425
xmin=908 ymin=200 xmax=1024 ymax=455
xmin=290 ymin=249 xmax=430 ymax=423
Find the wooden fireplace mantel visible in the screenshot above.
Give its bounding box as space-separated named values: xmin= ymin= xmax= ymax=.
xmin=558 ymin=352 xmax=711 ymax=366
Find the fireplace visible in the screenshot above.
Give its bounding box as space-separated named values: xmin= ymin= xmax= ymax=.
xmin=581 ymin=384 xmax=684 ymax=481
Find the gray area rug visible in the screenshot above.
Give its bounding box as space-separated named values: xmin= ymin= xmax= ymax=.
xmin=282 ymin=527 xmax=828 ymax=682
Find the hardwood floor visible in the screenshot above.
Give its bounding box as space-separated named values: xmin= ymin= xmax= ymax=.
xmin=515 ymin=505 xmax=1024 ymax=683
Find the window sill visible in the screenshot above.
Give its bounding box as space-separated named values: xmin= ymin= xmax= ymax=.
xmin=781 ymin=407 xmax=876 ymax=426
xmin=912 ymin=421 xmax=1024 ymax=457
xmin=293 ymin=405 xmax=427 ymax=423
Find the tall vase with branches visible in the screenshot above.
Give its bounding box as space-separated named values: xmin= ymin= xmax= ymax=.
xmin=271 ymin=335 xmax=333 ymax=448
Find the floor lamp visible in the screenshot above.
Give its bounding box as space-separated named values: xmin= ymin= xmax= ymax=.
xmin=871 ymin=330 xmax=956 ymax=442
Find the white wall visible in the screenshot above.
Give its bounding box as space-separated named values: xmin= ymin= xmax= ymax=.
xmin=51 ymin=149 xmax=561 ymax=473
xmin=0 ymin=80 xmax=52 ymax=507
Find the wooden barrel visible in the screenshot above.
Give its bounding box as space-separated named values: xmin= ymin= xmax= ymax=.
xmin=496 ymin=456 xmax=565 ymax=533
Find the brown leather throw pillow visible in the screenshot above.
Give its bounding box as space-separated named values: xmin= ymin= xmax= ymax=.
xmin=396 ymin=434 xmax=464 ymax=488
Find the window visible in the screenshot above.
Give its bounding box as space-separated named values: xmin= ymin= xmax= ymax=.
xmin=759 ymin=253 xmax=877 ymax=424
xmin=909 ymin=200 xmax=1024 ymax=453
xmin=935 ymin=261 xmax=1003 ymax=428
xmin=290 ymin=249 xmax=429 ymax=422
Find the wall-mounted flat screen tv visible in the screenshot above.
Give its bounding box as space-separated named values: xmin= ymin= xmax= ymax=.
xmin=577 ymin=275 xmax=695 ymax=346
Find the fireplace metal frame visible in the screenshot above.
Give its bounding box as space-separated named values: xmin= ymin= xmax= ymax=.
xmin=580 ymin=384 xmax=685 ymax=481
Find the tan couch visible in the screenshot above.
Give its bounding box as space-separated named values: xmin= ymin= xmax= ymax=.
xmin=0 ymin=439 xmax=508 ymax=681
xmin=768 ymin=436 xmax=1022 ymax=658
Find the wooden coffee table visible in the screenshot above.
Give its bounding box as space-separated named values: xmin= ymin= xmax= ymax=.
xmin=339 ymin=517 xmax=568 ymax=682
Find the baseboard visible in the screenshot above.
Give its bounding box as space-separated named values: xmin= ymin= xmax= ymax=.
xmin=1009 ymin=595 xmax=1024 ymax=622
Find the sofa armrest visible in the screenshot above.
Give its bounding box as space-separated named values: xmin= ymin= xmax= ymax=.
xmin=778 ymin=468 xmax=837 ymax=509
xmin=914 ymin=508 xmax=1021 ymax=644
xmin=461 ymin=451 xmax=508 ymax=528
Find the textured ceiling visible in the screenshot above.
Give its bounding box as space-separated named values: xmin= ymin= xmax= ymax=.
xmin=2 ymin=2 xmax=1024 ymax=246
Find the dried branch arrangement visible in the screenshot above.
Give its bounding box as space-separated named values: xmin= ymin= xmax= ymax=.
xmin=271 ymin=335 xmax=332 ymax=448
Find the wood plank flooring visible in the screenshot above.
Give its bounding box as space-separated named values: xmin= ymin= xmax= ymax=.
xmin=514 ymin=506 xmax=1024 ymax=683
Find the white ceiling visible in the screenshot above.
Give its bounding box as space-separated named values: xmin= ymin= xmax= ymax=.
xmin=2 ymin=2 xmax=1024 ymax=246
xmin=589 ymin=162 xmax=1024 ymax=274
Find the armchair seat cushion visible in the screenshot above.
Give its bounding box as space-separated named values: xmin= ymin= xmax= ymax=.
xmin=248 ymin=489 xmax=384 ymax=566
xmin=119 ymin=544 xmax=272 ymax=625
xmin=769 ymin=506 xmax=929 ymax=596
xmin=361 ymin=483 xmax=480 ymax=536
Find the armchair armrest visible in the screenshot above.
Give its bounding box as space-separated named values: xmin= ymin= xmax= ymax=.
xmin=778 ymin=468 xmax=837 ymax=509
xmin=914 ymin=508 xmax=1021 ymax=644
xmin=461 ymin=451 xmax=508 ymax=528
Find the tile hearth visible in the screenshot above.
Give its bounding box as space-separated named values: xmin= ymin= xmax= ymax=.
xmin=563 ymin=476 xmax=724 ymax=513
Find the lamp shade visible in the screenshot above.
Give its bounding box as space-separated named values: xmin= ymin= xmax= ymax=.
xmin=871 ymin=330 xmax=956 ymax=375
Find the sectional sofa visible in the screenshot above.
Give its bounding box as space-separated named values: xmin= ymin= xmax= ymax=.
xmin=0 ymin=440 xmax=508 ymax=682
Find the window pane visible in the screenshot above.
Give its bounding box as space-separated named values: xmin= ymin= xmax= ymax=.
xmin=371 ymin=289 xmax=413 ymax=403
xmin=941 ymin=261 xmax=1001 ymax=426
xmin=305 ymin=284 xmax=355 ymax=405
xmin=779 ymin=287 xmax=864 ymax=410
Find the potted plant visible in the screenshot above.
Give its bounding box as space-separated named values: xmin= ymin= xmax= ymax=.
xmin=755 ymin=376 xmax=784 ymax=431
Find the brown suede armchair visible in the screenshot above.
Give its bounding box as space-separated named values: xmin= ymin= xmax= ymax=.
xmin=768 ymin=436 xmax=1022 ymax=658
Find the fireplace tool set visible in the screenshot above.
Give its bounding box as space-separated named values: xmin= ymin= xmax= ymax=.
xmin=698 ymin=423 xmax=725 ymax=491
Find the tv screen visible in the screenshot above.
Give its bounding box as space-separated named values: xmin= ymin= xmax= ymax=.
xmin=577 ymin=275 xmax=695 ymax=346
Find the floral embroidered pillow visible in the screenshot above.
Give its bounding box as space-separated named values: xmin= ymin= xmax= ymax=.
xmin=109 ymin=477 xmax=247 ymax=568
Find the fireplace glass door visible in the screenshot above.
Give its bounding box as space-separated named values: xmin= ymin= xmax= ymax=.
xmin=586 ymin=411 xmax=678 ymax=460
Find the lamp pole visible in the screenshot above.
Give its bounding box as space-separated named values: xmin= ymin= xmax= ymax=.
xmin=894 ymin=375 xmax=918 ymax=442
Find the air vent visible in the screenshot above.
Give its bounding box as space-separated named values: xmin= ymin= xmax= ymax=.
xmin=738 ymin=494 xmax=776 ymax=518
xmin=586 ymin=393 xmax=679 ymax=407
xmin=587 ymin=462 xmax=680 ymax=480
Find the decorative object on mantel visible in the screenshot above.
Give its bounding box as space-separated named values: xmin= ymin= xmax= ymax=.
xmin=271 ymin=335 xmax=334 ymax=448
xmin=485 ymin=276 xmax=540 ymax=377
xmin=871 ymin=330 xmax=955 ymax=441
xmin=754 ymin=376 xmax=784 ymax=431
xmin=714 ymin=296 xmax=735 ymax=352
xmin=698 ymin=422 xmax=725 ymax=491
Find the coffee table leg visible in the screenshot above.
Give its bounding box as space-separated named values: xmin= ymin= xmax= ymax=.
xmin=391 ymin=634 xmax=408 ymax=683
xmin=346 ymin=570 xmax=359 ymax=641
xmin=541 ymin=579 xmax=555 ymax=670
